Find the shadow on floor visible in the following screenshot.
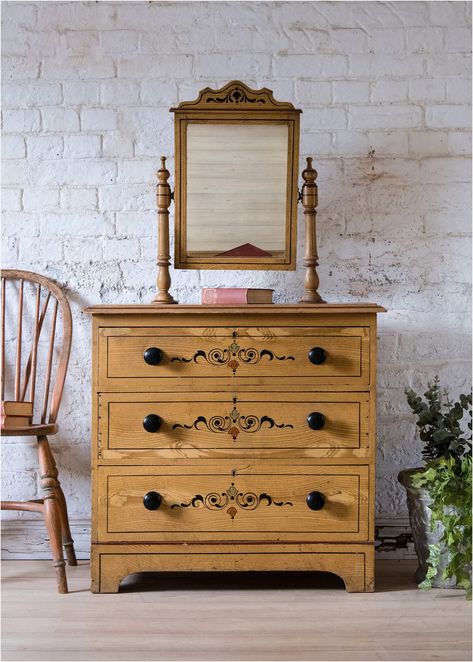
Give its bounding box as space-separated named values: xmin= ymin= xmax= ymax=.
xmin=119 ymin=561 xmax=419 ymax=593
xmin=120 ymin=570 xmax=346 ymax=592
xmin=2 ymin=559 xmax=420 ymax=594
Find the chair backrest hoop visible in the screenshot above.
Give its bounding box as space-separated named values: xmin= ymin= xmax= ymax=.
xmin=1 ymin=269 xmax=72 ymax=424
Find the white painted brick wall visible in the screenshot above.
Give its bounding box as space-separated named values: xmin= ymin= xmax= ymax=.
xmin=1 ymin=1 xmax=471 ymax=558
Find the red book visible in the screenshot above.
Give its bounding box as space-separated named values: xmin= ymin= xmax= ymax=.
xmin=201 ymin=288 xmax=274 ymax=304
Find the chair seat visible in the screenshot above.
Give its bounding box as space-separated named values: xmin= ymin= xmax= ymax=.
xmin=1 ymin=423 xmax=58 ymax=437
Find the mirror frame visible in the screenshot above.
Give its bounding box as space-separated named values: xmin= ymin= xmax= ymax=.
xmin=171 ymin=81 xmax=301 ymax=270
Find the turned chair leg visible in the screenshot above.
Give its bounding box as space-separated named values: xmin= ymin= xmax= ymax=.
xmin=37 ymin=435 xmax=74 ymax=593
xmin=38 ymin=436 xmax=77 ymax=565
xmin=56 ymin=486 xmax=77 ymax=566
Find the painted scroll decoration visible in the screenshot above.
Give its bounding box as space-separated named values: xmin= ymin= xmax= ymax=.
xmin=170 ymin=331 xmax=295 ymax=375
xmin=171 ymin=482 xmax=293 ymax=519
xmin=207 ymin=86 xmax=266 ymax=105
xmin=173 ymin=81 xmax=298 ymax=111
xmin=172 ymin=397 xmax=293 ymax=441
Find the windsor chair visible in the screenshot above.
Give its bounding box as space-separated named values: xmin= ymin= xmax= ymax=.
xmin=1 ymin=269 xmax=77 ymax=593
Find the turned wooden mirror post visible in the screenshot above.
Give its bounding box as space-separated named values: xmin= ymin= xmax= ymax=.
xmin=300 ymin=157 xmax=325 ymax=304
xmin=152 ymin=156 xmax=177 ymax=305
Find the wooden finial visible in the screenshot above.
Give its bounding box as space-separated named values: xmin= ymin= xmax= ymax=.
xmin=151 ymin=156 xmax=177 ymax=305
xmin=299 ymin=157 xmax=325 ymax=304
xmin=156 ymin=156 xmax=169 ymax=190
xmin=303 ymin=157 xmax=316 ymax=180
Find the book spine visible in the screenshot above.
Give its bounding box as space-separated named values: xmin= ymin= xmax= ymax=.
xmin=202 ymin=288 xmax=248 ymax=304
xmin=1 ymin=415 xmax=33 ymax=428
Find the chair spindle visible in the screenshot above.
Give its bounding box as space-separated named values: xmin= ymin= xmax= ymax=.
xmin=19 ymin=292 xmax=51 ymax=404
xmin=29 ymin=284 xmax=42 ymax=405
xmin=1 ymin=277 xmax=5 ymax=401
xmin=14 ymin=279 xmax=24 ymax=401
xmin=41 ymin=299 xmax=58 ymax=423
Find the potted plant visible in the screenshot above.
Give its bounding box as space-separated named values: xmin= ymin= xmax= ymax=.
xmin=398 ymin=376 xmax=472 ymax=599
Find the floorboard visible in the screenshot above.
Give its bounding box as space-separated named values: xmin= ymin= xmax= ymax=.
xmin=1 ymin=560 xmax=471 ymax=661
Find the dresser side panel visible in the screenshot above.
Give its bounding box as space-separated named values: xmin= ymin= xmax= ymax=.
xmin=91 ymin=316 xmax=100 ymax=546
xmin=368 ymin=313 xmax=378 ymax=542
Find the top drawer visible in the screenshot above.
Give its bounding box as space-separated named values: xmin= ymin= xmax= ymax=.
xmin=98 ymin=326 xmax=370 ymax=390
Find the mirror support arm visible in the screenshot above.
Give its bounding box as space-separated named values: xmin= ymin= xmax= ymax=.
xmin=299 ymin=157 xmax=325 ymax=304
xmin=151 ymin=156 xmax=178 ymax=305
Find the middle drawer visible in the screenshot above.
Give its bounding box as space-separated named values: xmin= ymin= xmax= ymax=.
xmin=98 ymin=392 xmax=370 ymax=461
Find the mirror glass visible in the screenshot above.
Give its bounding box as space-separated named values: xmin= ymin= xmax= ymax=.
xmin=186 ymin=123 xmax=288 ymax=259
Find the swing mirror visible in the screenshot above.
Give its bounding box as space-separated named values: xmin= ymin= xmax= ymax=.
xmin=172 ymin=81 xmax=301 ymax=270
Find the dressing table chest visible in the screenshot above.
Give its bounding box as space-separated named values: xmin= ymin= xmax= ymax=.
xmin=87 ymin=82 xmax=385 ymax=593
xmin=86 ymin=302 xmax=384 ymax=593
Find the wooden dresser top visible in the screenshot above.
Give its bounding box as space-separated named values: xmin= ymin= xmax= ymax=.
xmin=84 ymin=303 xmax=386 ymax=315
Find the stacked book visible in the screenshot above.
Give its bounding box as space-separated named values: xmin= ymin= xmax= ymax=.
xmin=202 ymin=288 xmax=274 ymax=304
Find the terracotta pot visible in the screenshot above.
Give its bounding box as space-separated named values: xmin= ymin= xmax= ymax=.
xmin=398 ymin=468 xmax=457 ymax=588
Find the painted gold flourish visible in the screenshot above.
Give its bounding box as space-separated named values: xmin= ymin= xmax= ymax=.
xmin=172 ymin=400 xmax=293 ymax=441
xmin=171 ymin=482 xmax=292 ymax=518
xmin=170 ymin=333 xmax=295 ymax=374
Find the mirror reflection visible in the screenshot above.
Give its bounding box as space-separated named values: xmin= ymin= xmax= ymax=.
xmin=186 ymin=123 xmax=289 ymax=259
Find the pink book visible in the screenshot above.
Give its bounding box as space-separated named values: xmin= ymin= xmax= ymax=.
xmin=201 ymin=288 xmax=274 ymax=304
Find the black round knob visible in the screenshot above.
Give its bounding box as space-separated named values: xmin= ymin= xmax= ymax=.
xmin=306 ymin=491 xmax=325 ymax=511
xmin=143 ymin=491 xmax=162 ymax=510
xmin=143 ymin=414 xmax=162 ymax=433
xmin=144 ymin=347 xmax=163 ymax=366
xmin=308 ymin=347 xmax=327 ymax=365
xmin=307 ymin=412 xmax=326 ymax=430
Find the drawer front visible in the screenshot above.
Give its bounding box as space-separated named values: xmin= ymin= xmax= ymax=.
xmin=98 ymin=392 xmax=370 ymax=460
xmin=98 ymin=465 xmax=369 ymax=543
xmin=99 ymin=326 xmax=370 ymax=388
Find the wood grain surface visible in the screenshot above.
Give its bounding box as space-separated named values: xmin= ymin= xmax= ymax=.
xmin=102 ymin=325 xmax=369 ymax=386
xmin=99 ymin=391 xmax=370 ymax=460
xmin=98 ymin=465 xmax=369 ymax=543
xmin=88 ymin=306 xmax=381 ymax=593
xmin=93 ymin=542 xmax=373 ymax=594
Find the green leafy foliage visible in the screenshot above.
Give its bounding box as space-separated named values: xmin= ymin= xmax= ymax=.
xmin=405 ymin=376 xmax=472 ymax=462
xmin=406 ymin=377 xmax=472 ymax=599
xmin=412 ymin=457 xmax=472 ymax=600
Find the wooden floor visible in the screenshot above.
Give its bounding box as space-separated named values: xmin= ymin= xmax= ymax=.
xmin=1 ymin=560 xmax=471 ymax=661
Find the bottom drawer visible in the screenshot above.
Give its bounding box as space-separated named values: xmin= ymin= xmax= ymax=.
xmin=97 ymin=465 xmax=369 ymax=543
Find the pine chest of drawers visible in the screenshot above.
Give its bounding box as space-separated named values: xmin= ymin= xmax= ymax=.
xmin=85 ymin=303 xmax=385 ymax=593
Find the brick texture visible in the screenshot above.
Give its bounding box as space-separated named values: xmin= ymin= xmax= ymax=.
xmin=1 ymin=2 xmax=471 ymax=551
